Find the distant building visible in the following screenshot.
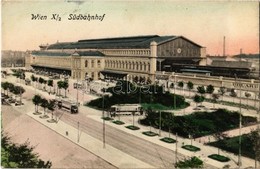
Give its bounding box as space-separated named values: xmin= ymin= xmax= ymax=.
xmin=2 ymin=50 xmax=27 ymax=67
xmin=26 ymin=35 xmax=206 ymax=82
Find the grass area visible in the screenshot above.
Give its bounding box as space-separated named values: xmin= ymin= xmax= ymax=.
xmin=140 ymin=109 xmax=257 ymax=138
xmin=160 ymin=137 xmax=176 ymax=143
xmin=208 ymin=154 xmax=230 ymax=162
xmin=207 ymin=131 xmax=258 ymax=160
xmin=101 ymin=117 xmax=114 ymax=121
xmin=141 ymin=102 xmax=189 ymax=111
xmin=142 ymin=131 xmax=158 ymax=137
xmin=112 ymin=120 xmax=125 ymax=125
xmin=125 ymin=125 xmax=140 ymax=130
xmin=205 ymin=98 xmax=257 ymax=110
xmin=182 ymin=145 xmax=201 ymax=152
xmin=87 ymin=81 xmax=188 ymax=110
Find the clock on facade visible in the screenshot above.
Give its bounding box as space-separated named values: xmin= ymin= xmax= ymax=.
xmin=177 ymin=48 xmax=182 ymax=54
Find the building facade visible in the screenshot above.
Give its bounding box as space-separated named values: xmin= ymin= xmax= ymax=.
xmin=26 ymin=35 xmax=206 ymax=82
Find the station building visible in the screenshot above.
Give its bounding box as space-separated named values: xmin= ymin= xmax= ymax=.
xmin=25 ymin=35 xmax=206 ymax=82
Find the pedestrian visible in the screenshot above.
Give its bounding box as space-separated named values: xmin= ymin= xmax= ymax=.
xmin=66 ymin=131 xmax=68 ymax=136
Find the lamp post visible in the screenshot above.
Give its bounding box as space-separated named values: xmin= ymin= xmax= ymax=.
xmin=102 ymin=83 xmax=109 ymax=149
xmin=174 ymin=75 xmax=177 ymax=109
xmin=159 ymin=110 xmax=162 ymax=136
xmin=175 ymin=133 xmax=178 ymax=164
xmin=235 ymin=74 xmax=242 ymax=167
xmin=76 ymin=78 xmax=79 ymax=106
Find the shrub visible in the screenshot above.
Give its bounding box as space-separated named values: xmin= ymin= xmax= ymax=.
xmin=160 ymin=137 xmax=176 ymax=143
xmin=142 ymin=131 xmax=158 ymax=137
xmin=175 ymin=156 xmax=203 ymax=168
xmin=208 ymin=154 xmax=230 ymax=162
xmin=112 ymin=120 xmax=125 ymax=125
xmin=125 ymin=125 xmax=140 ymax=130
xmin=182 ymin=145 xmax=201 ymax=152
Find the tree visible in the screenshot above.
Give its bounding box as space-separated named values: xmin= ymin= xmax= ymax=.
xmin=62 ymin=81 xmax=69 ymax=97
xmin=175 ymin=156 xmax=203 ymax=168
xmin=40 ymin=98 xmax=48 ymax=116
xmin=170 ymin=83 xmax=174 ymax=89
xmin=12 ymin=86 xmax=25 ymax=103
xmin=146 ymin=78 xmax=152 ymax=85
xmin=133 ymin=76 xmax=139 ymax=83
xmin=248 ymin=131 xmax=260 ymax=168
xmin=206 ymin=84 xmax=215 ymax=94
xmin=230 ymin=89 xmax=237 ymax=103
xmin=213 ymin=128 xmax=227 ymax=155
xmin=7 ymin=83 xmax=15 ymax=94
xmin=165 ymin=113 xmax=174 ymax=138
xmin=1 ymin=82 xmax=9 ymax=96
xmin=47 ymin=100 xmax=56 ymax=120
xmin=218 ymin=87 xmax=226 ymax=101
xmin=187 ymin=81 xmax=194 ymax=97
xmin=57 ymin=81 xmax=63 ymax=96
xmin=146 ymin=107 xmax=156 ymax=132
xmin=38 ymin=77 xmax=44 ymax=89
xmin=244 ymin=92 xmax=251 ymax=109
xmin=197 ymin=86 xmax=205 ymax=95
xmin=193 ymin=94 xmax=205 ymax=107
xmin=43 ymin=79 xmax=47 ymax=91
xmin=178 ymin=81 xmax=184 ymax=95
xmin=32 ymin=95 xmax=42 ymax=114
xmin=1 ymin=132 xmax=52 ymax=168
xmin=47 ymin=80 xmax=53 ymax=93
xmin=212 ymin=93 xmax=220 ymax=109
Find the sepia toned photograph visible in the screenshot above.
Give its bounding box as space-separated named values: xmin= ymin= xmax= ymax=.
xmin=1 ymin=1 xmax=260 ymax=168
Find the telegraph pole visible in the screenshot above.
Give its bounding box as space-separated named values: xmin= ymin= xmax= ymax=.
xmin=175 ymin=133 xmax=178 ymax=164
xmin=77 ymin=121 xmax=80 ymax=143
xmin=174 ymin=75 xmax=176 ymax=109
xmin=76 ymin=78 xmax=79 ymax=106
xmin=159 ymin=111 xmax=161 ymax=136
xmin=102 ymin=88 xmax=106 ymax=148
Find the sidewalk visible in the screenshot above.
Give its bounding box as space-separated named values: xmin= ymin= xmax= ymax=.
xmin=27 ymin=111 xmax=154 ymax=169
xmin=88 ymin=115 xmax=257 ymax=169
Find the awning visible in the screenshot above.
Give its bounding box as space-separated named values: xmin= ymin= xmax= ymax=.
xmin=31 ymin=64 xmax=71 ymax=71
xmin=101 ymin=70 xmax=128 ymax=78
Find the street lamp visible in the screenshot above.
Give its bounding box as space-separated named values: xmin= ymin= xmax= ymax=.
xmin=174 ymin=74 xmax=178 ymax=109
xmin=235 ymin=74 xmax=242 ymax=167
xmin=158 ymin=110 xmax=162 ymax=136
xmin=102 ymin=82 xmax=109 ymax=148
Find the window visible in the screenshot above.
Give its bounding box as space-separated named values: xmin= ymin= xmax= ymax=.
xmin=97 ymin=60 xmax=101 ymax=67
xmin=85 ymin=60 xmax=88 ymax=67
xmin=91 ymin=60 xmax=94 ymax=68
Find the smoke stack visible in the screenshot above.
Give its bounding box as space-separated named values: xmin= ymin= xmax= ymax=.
xmin=223 ymin=36 xmax=226 ymax=57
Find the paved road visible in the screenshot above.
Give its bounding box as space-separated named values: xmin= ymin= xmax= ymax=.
xmin=2 ymin=105 xmax=116 ymax=169
xmin=55 ymin=109 xmax=181 ymax=168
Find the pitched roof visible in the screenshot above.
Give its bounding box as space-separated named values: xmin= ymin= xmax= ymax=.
xmin=47 ymin=35 xmax=176 ymax=50
xmin=76 ymin=51 xmax=105 ymax=56
xmin=31 ymin=51 xmax=72 ymax=56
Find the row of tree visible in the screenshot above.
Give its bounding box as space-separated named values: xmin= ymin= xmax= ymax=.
xmin=31 ymin=74 xmax=69 ymax=97
xmin=32 ymin=95 xmax=56 ymax=119
xmin=1 ymin=82 xmax=25 ymax=102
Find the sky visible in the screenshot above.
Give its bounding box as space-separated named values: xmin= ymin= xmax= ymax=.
xmin=1 ymin=0 xmax=259 ymax=56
